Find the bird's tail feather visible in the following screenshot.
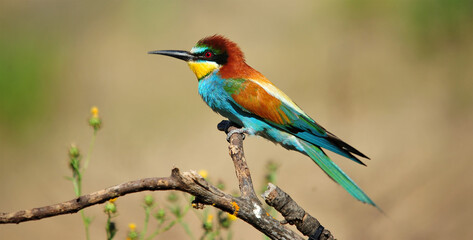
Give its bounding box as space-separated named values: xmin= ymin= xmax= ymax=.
xmin=300 ymin=140 xmax=376 ymax=206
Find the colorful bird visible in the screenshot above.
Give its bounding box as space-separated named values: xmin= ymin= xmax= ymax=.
xmin=149 ymin=35 xmax=375 ymax=206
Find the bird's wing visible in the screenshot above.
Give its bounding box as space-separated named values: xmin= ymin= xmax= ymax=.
xmin=224 ymin=78 xmax=368 ymax=164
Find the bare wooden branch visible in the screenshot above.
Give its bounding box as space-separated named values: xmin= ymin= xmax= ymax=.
xmin=226 ymin=126 xmax=258 ymax=201
xmin=0 ymin=120 xmax=335 ymax=240
xmin=0 ymin=174 xmax=178 ymax=224
xmin=214 ymin=120 xmax=304 ymax=239
xmin=263 ymin=183 xmax=335 ymax=240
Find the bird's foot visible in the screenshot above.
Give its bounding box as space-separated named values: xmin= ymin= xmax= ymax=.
xmin=226 ymin=128 xmax=248 ymax=142
xmin=217 ymin=120 xmax=233 ymax=132
xmin=217 ymin=120 xmax=247 ymax=142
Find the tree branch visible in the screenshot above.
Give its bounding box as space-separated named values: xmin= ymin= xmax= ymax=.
xmin=217 ymin=120 xmax=258 ymax=201
xmin=0 ymin=174 xmax=179 ymax=224
xmin=0 ymin=120 xmax=335 ymax=240
xmin=263 ymin=183 xmax=335 ymax=240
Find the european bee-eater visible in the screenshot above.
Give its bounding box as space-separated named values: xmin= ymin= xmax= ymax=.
xmin=149 ymin=35 xmax=375 ymax=206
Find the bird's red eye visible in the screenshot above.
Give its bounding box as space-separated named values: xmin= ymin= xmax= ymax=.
xmin=204 ymin=51 xmax=213 ymax=58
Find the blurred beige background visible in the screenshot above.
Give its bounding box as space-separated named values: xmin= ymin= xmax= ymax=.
xmin=1 ymin=0 xmax=472 ymax=239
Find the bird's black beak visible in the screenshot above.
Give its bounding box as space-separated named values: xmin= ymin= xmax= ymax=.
xmin=148 ymin=50 xmax=195 ymax=62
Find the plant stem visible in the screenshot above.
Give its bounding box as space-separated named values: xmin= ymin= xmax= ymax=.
xmin=72 ymin=169 xmax=89 ymax=240
xmin=81 ymin=210 xmax=90 ymax=240
xmin=83 ymin=131 xmax=97 ymax=170
xmin=106 ymin=213 xmax=112 ymax=240
xmin=179 ymin=221 xmax=195 ymax=240
xmin=140 ymin=206 xmax=151 ymax=240
xmin=145 ymin=220 xmax=176 ymax=240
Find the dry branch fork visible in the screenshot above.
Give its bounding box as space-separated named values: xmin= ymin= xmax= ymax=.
xmin=0 ymin=120 xmax=334 ymax=240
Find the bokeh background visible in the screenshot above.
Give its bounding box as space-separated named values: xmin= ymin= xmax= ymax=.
xmin=1 ymin=0 xmax=472 ymax=239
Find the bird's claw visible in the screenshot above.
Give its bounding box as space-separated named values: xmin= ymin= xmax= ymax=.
xmin=226 ymin=128 xmax=247 ymax=142
xmin=217 ymin=120 xmax=232 ymax=132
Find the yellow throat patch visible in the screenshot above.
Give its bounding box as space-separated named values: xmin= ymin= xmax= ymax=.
xmin=188 ymin=61 xmax=219 ymax=79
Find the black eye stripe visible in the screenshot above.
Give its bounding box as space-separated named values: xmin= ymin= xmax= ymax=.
xmin=194 ymin=50 xmax=228 ymax=65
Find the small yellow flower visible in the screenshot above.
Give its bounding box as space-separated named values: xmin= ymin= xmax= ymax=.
xmin=198 ymin=169 xmax=208 ymax=179
xmin=127 ymin=222 xmax=138 ymax=240
xmin=203 ymin=214 xmax=214 ymax=231
xmin=89 ymin=106 xmax=102 ymax=131
xmin=109 ymin=198 xmax=117 ymax=203
xmin=231 ymin=201 xmax=239 ymax=217
xmin=91 ymin=106 xmax=99 ymax=117
xmin=227 ymin=213 xmax=237 ymax=221
xmin=206 ymin=214 xmax=213 ymax=223
xmin=128 ymin=223 xmax=136 ymax=231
